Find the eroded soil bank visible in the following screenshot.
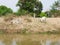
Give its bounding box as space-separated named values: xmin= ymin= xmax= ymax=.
xmin=0 ymin=16 xmax=60 ymax=33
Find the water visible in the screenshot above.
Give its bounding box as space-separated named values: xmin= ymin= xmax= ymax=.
xmin=0 ymin=40 xmax=5 ymax=45
xmin=45 ymin=40 xmax=51 ymax=45
xmin=12 ymin=40 xmax=16 ymax=45
xmin=0 ymin=34 xmax=60 ymax=45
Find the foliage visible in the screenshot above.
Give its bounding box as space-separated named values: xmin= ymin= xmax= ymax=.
xmin=50 ymin=0 xmax=60 ymax=17
xmin=40 ymin=12 xmax=47 ymax=17
xmin=50 ymin=10 xmax=60 ymax=17
xmin=0 ymin=5 xmax=13 ymax=16
xmin=16 ymin=9 xmax=28 ymax=16
xmin=53 ymin=1 xmax=60 ymax=9
xmin=16 ymin=0 xmax=43 ymax=17
xmin=45 ymin=11 xmax=51 ymax=17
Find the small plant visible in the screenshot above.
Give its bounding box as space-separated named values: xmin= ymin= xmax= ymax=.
xmin=0 ymin=29 xmax=6 ymax=34
xmin=20 ymin=28 xmax=28 ymax=34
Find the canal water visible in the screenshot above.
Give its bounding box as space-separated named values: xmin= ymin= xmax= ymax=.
xmin=0 ymin=34 xmax=60 ymax=45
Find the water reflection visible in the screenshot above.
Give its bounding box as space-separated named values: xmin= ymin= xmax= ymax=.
xmin=0 ymin=40 xmax=5 ymax=45
xmin=0 ymin=34 xmax=60 ymax=45
xmin=45 ymin=40 xmax=51 ymax=45
xmin=2 ymin=39 xmax=60 ymax=45
xmin=45 ymin=40 xmax=60 ymax=45
xmin=12 ymin=40 xmax=16 ymax=45
xmin=57 ymin=40 xmax=60 ymax=45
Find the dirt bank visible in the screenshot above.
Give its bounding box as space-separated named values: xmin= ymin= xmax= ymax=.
xmin=0 ymin=16 xmax=60 ymax=33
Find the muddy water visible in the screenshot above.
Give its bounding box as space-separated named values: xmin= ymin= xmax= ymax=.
xmin=0 ymin=34 xmax=60 ymax=45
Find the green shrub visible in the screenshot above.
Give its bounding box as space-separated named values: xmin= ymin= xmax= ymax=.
xmin=40 ymin=12 xmax=47 ymax=17
xmin=0 ymin=5 xmax=13 ymax=16
xmin=16 ymin=9 xmax=28 ymax=16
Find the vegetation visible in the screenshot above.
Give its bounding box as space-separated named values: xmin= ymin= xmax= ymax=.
xmin=16 ymin=0 xmax=43 ymax=17
xmin=0 ymin=0 xmax=60 ymax=34
xmin=18 ymin=28 xmax=28 ymax=34
xmin=40 ymin=12 xmax=47 ymax=17
xmin=0 ymin=0 xmax=60 ymax=18
xmin=0 ymin=5 xmax=13 ymax=16
xmin=50 ymin=0 xmax=60 ymax=17
xmin=37 ymin=31 xmax=60 ymax=34
xmin=16 ymin=9 xmax=28 ymax=16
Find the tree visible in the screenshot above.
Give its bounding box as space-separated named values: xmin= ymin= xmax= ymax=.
xmin=53 ymin=0 xmax=60 ymax=10
xmin=50 ymin=0 xmax=60 ymax=17
xmin=0 ymin=5 xmax=13 ymax=16
xmin=16 ymin=0 xmax=43 ymax=17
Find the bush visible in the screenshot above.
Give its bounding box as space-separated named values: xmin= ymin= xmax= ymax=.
xmin=40 ymin=12 xmax=47 ymax=17
xmin=0 ymin=5 xmax=13 ymax=16
xmin=15 ymin=9 xmax=28 ymax=16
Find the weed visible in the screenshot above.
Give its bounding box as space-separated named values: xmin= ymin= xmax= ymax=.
xmin=19 ymin=28 xmax=28 ymax=34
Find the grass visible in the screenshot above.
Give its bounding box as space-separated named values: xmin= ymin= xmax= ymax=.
xmin=0 ymin=29 xmax=6 ymax=34
xmin=17 ymin=40 xmax=40 ymax=45
xmin=37 ymin=30 xmax=60 ymax=34
xmin=0 ymin=29 xmax=60 ymax=35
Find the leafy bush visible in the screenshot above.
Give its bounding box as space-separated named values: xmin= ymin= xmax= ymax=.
xmin=40 ymin=12 xmax=47 ymax=17
xmin=16 ymin=9 xmax=28 ymax=16
xmin=0 ymin=5 xmax=13 ymax=16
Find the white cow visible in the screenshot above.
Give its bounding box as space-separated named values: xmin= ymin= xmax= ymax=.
xmin=40 ymin=16 xmax=46 ymax=23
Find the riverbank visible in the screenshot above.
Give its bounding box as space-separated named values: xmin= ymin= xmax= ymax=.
xmin=0 ymin=15 xmax=60 ymax=34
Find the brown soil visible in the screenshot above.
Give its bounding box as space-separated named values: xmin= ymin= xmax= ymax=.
xmin=0 ymin=16 xmax=60 ymax=33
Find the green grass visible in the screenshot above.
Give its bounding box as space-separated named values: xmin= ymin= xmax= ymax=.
xmin=36 ymin=30 xmax=60 ymax=35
